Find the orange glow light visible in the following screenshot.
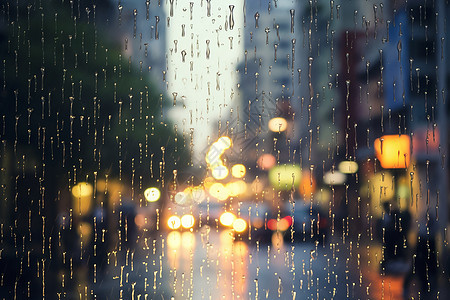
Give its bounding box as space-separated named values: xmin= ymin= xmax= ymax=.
xmin=299 ymin=171 xmax=316 ymax=197
xmin=374 ymin=135 xmax=410 ymax=169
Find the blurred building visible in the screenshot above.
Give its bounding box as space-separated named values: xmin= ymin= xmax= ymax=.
xmin=237 ymin=1 xmax=307 ymax=170
xmin=115 ymin=0 xmax=167 ymax=91
xmin=163 ymin=0 xmax=245 ymax=165
xmin=308 ymin=0 xmax=449 ymax=243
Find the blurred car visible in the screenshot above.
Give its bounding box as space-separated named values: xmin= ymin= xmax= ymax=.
xmin=232 ymin=201 xmax=273 ymax=244
xmin=197 ymin=199 xmax=225 ymax=227
xmin=281 ymin=200 xmax=329 ymax=243
xmin=161 ymin=199 xmax=198 ymax=232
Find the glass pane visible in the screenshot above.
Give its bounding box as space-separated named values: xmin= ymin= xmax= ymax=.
xmin=0 ymin=0 xmax=449 ymax=298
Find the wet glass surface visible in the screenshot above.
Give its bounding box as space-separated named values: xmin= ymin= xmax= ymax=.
xmin=0 ymin=0 xmax=449 ymax=299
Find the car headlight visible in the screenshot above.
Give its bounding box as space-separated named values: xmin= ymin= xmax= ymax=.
xmin=233 ymin=218 xmax=247 ymax=233
xmin=167 ymin=215 xmax=181 ymax=230
xmin=181 ymin=214 xmax=195 ymax=229
xmin=220 ymin=212 xmax=236 ymax=227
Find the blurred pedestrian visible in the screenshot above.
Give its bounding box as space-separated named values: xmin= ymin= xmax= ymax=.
xmin=119 ymin=201 xmax=137 ymax=250
xmin=403 ymin=217 xmax=438 ymax=298
xmin=378 ymin=200 xmax=411 ymax=275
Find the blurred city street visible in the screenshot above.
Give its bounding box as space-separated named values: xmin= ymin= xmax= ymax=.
xmin=86 ymin=229 xmax=449 ymax=299
xmin=91 ymin=232 xmax=355 ymax=299
xmin=1 ymin=0 xmax=450 ymax=299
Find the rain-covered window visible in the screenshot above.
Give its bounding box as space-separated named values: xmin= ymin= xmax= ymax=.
xmin=0 ymin=0 xmax=449 ymax=299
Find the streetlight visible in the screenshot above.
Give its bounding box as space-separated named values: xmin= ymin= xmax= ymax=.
xmin=374 ymin=135 xmax=411 ymax=169
xmin=268 ymin=117 xmax=288 ymax=132
xmin=144 ymin=187 xmax=161 ymax=202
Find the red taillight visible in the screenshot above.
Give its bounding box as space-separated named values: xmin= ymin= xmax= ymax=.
xmin=267 ymin=219 xmax=277 ymax=231
xmin=283 ymin=216 xmax=293 ymax=227
xmin=267 ymin=217 xmax=291 ymax=231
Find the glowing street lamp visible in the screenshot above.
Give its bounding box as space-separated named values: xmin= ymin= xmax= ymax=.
xmin=268 ymin=117 xmax=288 ymax=132
xmin=144 ymin=187 xmax=161 ymax=202
xmin=231 ymin=164 xmax=246 ymax=178
xmin=220 ymin=212 xmax=236 ymax=227
xmin=72 ymin=182 xmax=94 ymax=215
xmin=374 ymin=135 xmax=411 ymax=169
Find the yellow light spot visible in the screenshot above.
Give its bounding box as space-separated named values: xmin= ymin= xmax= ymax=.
xmin=167 ymin=231 xmax=181 ymax=249
xmin=277 ymin=218 xmax=290 ymax=231
xmin=231 ymin=164 xmax=246 ymax=178
xmin=220 ymin=212 xmax=236 ymax=227
xmin=181 ymin=232 xmax=196 ymax=249
xmin=144 ymin=187 xmax=161 ymax=202
xmin=338 ymin=161 xmax=359 ymax=174
xmin=72 ymin=182 xmax=93 ymax=215
xmin=167 ymin=215 xmax=181 ymax=230
xmin=77 ymin=222 xmax=92 ymax=245
xmin=268 ymin=164 xmax=302 ymax=190
xmin=369 ymin=172 xmax=395 ymax=202
xmin=233 ymin=218 xmax=247 ymax=233
xmin=72 ymin=182 xmax=93 ymax=198
xmin=209 ymin=182 xmax=230 ymax=201
xmin=315 ymin=188 xmax=332 ymax=205
xmin=225 ymin=180 xmax=247 ymax=196
xmin=181 ymin=214 xmax=195 ymax=229
xmin=268 ymin=117 xmax=288 ymax=132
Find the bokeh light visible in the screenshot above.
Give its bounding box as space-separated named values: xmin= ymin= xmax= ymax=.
xmin=144 ymin=187 xmax=161 ymax=202
xmin=338 ymin=161 xmax=359 ymax=174
xmin=268 ymin=117 xmax=288 ymax=132
xmin=232 ymin=218 xmax=247 ymax=233
xmin=180 ymin=214 xmax=195 ymax=229
xmin=72 ymin=182 xmax=93 ymax=198
xmin=167 ymin=215 xmax=181 ymax=230
xmin=231 ymin=164 xmax=246 ymax=178
xmin=209 ymin=182 xmax=230 ymax=201
xmin=268 ymin=164 xmax=302 ymax=190
xmin=220 ymin=212 xmax=236 ymax=227
xmin=257 ymin=154 xmax=277 ymax=170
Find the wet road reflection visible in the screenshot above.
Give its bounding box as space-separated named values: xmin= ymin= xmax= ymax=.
xmin=163 ymin=230 xmax=352 ymax=299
